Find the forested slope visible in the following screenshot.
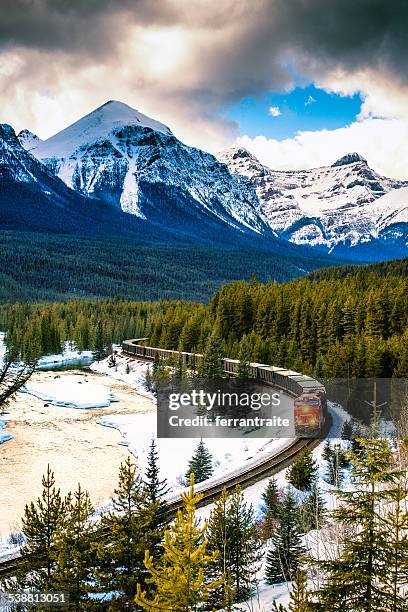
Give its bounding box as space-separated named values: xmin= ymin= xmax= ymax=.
xmin=2 ymin=260 xmax=406 ymax=377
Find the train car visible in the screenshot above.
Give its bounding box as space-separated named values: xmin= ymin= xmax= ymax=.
xmin=223 ymin=358 xmax=240 ymax=376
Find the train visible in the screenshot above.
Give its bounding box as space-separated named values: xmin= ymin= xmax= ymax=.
xmin=121 ymin=339 xmax=327 ymax=433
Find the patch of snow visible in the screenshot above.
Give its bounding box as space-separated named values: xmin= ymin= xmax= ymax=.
xmin=22 ymin=380 xmax=117 ymax=409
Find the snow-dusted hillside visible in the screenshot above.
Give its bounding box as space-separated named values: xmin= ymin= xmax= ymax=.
xmin=25 ymin=101 xmax=270 ymax=235
xmin=220 ymin=148 xmax=408 ymax=257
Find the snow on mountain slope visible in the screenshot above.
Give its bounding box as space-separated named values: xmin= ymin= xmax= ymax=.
xmin=220 ymin=147 xmax=408 ymax=254
xmin=26 ymin=101 xmax=270 ymax=235
xmin=17 ymin=129 xmax=42 ymax=152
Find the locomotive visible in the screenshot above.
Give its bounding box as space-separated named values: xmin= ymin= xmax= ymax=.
xmin=121 ymin=339 xmax=327 ymax=434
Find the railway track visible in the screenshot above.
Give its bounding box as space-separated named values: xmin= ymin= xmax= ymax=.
xmin=0 ymin=436 xmax=324 ymax=580
xmin=0 ymin=349 xmax=329 ymax=580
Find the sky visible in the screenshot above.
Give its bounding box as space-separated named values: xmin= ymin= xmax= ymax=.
xmin=1 ymin=1 xmax=408 ymax=178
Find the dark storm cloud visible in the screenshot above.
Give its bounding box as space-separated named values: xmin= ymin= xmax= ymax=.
xmin=0 ymin=0 xmax=407 ymax=107
xmin=0 ymin=0 xmax=179 ymax=54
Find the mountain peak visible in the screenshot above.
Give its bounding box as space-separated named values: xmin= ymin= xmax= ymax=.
xmin=0 ymin=123 xmax=17 ymax=143
xmin=332 ymin=152 xmax=368 ymax=167
xmin=35 ymin=100 xmax=172 ymax=159
xmin=18 ymin=129 xmax=42 ymax=151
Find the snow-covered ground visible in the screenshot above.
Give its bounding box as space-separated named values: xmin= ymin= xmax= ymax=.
xmin=37 ymin=347 xmax=93 ymax=370
xmin=21 ymin=379 xmax=117 ymax=409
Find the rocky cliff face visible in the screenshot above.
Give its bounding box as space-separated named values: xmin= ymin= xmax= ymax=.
xmin=220 ymin=147 xmax=408 ymax=258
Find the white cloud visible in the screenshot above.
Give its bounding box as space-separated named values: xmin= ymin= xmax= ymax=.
xmin=238 ymin=117 xmax=408 ymax=180
xmin=269 ymin=105 xmax=281 ymax=117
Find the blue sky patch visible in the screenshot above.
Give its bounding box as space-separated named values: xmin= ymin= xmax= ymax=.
xmin=226 ymin=85 xmax=363 ymax=140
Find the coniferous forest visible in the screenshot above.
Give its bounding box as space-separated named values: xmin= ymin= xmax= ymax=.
xmin=2 ymin=257 xmax=407 ymax=378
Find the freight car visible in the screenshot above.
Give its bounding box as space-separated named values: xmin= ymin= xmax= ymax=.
xmin=121 ymin=339 xmax=327 ymax=432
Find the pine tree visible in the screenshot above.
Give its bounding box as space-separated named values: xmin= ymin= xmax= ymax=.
xmin=205 ymin=489 xmax=235 ymax=610
xmin=96 ymin=456 xmax=159 ymax=609
xmin=93 ymin=319 xmax=106 ymax=361
xmin=265 ymin=489 xmax=305 ymax=584
xmin=341 ymin=419 xmax=354 ymax=440
xmin=237 ymin=334 xmax=252 ymax=378
xmin=287 ymin=448 xmax=318 ymax=492
xmin=135 ymin=475 xmax=223 ymax=611
xmin=316 ymin=437 xmax=401 ymax=611
xmin=206 ymin=486 xmax=262 ymax=605
xmin=323 ymin=442 xmax=347 ymax=487
xmin=144 ymin=438 xmax=170 ymax=504
xmin=299 ymin=484 xmax=326 ymax=532
xmin=52 ymin=484 xmax=97 ymax=610
xmin=381 ymin=481 xmax=408 ymax=611
xmin=144 ymin=438 xmax=171 ymax=560
xmin=260 ymin=477 xmax=281 ymax=539
xmin=226 ymin=486 xmax=263 ymax=601
xmin=199 ymin=334 xmax=224 ymax=379
xmin=272 ymin=569 xmax=311 ymax=612
xmin=185 ymin=440 xmax=214 ymax=484
xmin=18 ymin=465 xmax=68 ymax=591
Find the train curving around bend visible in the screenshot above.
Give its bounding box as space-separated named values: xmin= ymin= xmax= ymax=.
xmin=122 ymin=339 xmax=327 ymax=434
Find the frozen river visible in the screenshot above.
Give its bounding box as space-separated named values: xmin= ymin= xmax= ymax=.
xmin=0 ymin=369 xmax=154 ymax=536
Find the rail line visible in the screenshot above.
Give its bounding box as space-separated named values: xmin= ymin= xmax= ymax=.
xmin=0 ymin=346 xmax=329 ymax=580
xmin=0 ymin=436 xmax=324 ymax=579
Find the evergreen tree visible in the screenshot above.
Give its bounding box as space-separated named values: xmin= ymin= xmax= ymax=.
xmin=185 ymin=440 xmax=214 ymax=484
xmin=199 ymin=333 xmax=224 ymax=379
xmin=52 ymin=484 xmax=97 ymax=610
xmin=18 ymin=466 xmax=68 ymax=591
xmin=287 ymin=569 xmax=311 ymax=611
xmin=316 ymin=437 xmax=401 ymax=610
xmin=260 ymin=477 xmax=281 ymax=539
xmin=265 ymin=489 xmax=305 ymax=585
xmin=341 ymin=419 xmax=354 ymax=440
xmin=144 ymin=438 xmax=171 ymax=559
xmin=96 ymin=457 xmax=158 ymax=609
xmin=323 ymin=442 xmax=347 ymax=487
xmin=299 ymin=484 xmax=326 ymax=532
xmin=205 ymin=489 xmax=235 ymax=610
xmin=381 ymin=481 xmax=408 ymax=611
xmin=287 ymin=448 xmax=318 ymax=492
xmin=237 ymin=334 xmax=252 ymax=378
xmin=207 ymin=486 xmax=262 ymax=605
xmin=93 ymin=319 xmax=106 ymax=361
xmin=135 ymin=475 xmax=223 ymax=611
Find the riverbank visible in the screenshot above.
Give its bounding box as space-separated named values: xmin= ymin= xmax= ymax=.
xmin=0 ymin=368 xmax=155 ymax=536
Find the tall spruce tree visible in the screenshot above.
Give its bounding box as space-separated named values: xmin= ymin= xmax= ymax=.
xmin=316 ymin=437 xmax=401 ymax=611
xmin=93 ymin=319 xmax=106 ymax=361
xmin=52 ymin=484 xmax=97 ymax=610
xmin=265 ymin=489 xmax=305 ymax=585
xmin=224 ymin=486 xmax=263 ymax=602
xmin=271 ymin=569 xmax=311 ymax=611
xmin=135 ymin=475 xmax=223 ymax=611
xmin=299 ymin=484 xmax=326 ymax=532
xmin=287 ymin=448 xmax=318 ymax=492
xmin=144 ymin=438 xmax=171 ymax=560
xmin=17 ymin=465 xmax=68 ymax=591
xmin=185 ymin=440 xmax=214 ymax=484
xmin=260 ymin=477 xmax=281 ymax=539
xmin=205 ymin=489 xmax=235 ymax=610
xmin=96 ymin=456 xmax=159 ymax=609
xmin=199 ymin=334 xmax=224 ymax=379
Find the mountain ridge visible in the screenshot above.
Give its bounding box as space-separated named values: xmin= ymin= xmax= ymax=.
xmin=219 ymin=146 xmax=408 ymax=260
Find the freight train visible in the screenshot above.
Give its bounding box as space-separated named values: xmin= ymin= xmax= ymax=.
xmin=121 ymin=339 xmax=327 ymax=433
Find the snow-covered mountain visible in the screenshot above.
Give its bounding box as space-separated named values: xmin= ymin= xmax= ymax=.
xmin=220 ymin=148 xmax=408 ymax=259
xmin=23 ymin=101 xmax=271 ymax=237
